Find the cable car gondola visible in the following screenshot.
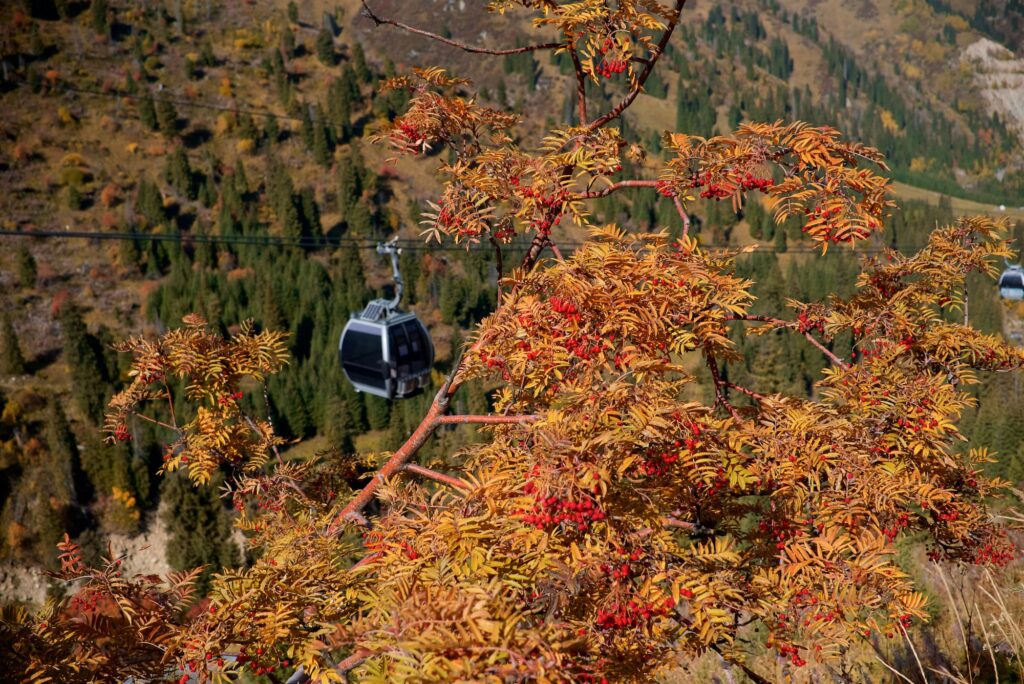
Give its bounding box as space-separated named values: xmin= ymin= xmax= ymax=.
xmin=339 ymin=238 xmax=434 ymax=399
xmin=999 ymin=264 xmax=1024 ymax=301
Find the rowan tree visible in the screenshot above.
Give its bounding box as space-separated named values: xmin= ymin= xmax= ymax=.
xmin=5 ymin=2 xmax=1024 ymax=683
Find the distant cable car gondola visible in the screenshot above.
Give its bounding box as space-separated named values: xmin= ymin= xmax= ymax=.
xmin=999 ymin=264 xmax=1024 ymax=301
xmin=339 ymin=238 xmax=434 ymax=399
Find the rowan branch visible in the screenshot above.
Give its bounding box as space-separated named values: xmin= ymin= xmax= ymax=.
xmin=403 ymin=463 xmax=471 ymax=490
xmin=672 ymin=194 xmax=691 ymax=239
xmin=360 ymin=1 xmax=561 ymax=56
xmin=724 ymin=381 xmax=766 ymax=402
xmin=337 ymin=649 xmax=372 ymax=681
xmin=705 ymin=351 xmax=740 ymax=420
xmin=572 ymin=179 xmax=660 ymax=200
xmin=437 ymin=414 xmax=538 ymax=425
xmin=728 ymin=314 xmax=850 ymax=369
xmin=587 ymin=0 xmax=688 ymax=130
xmin=569 ymin=46 xmax=588 ymax=125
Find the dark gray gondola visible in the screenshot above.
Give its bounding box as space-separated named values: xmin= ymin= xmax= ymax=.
xmin=999 ymin=265 xmax=1024 ymax=301
xmin=339 ymin=239 xmax=434 ymax=399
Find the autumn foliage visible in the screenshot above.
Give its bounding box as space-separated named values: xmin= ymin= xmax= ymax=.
xmin=3 ymin=1 xmax=1023 ymax=683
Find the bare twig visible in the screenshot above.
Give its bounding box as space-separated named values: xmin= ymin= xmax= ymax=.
xmin=437 ymin=414 xmax=538 ymax=425
xmin=724 ymin=381 xmax=766 ymax=402
xmin=587 ymin=0 xmax=688 ymax=130
xmin=569 ymin=46 xmax=588 ymax=125
xmin=360 ymin=1 xmax=561 ymax=56
xmin=403 ymin=463 xmax=471 ymax=490
xmin=728 ymin=314 xmax=849 ymax=369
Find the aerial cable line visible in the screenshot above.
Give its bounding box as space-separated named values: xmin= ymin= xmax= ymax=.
xmin=0 ymin=229 xmax=920 ymax=254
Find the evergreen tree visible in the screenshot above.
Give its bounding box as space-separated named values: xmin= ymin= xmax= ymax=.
xmin=165 ymin=147 xmax=196 ymax=200
xmin=352 ymin=41 xmax=371 ymax=83
xmin=316 ymin=27 xmax=337 ymax=67
xmin=364 ymin=395 xmax=391 ymax=431
xmin=155 ymin=97 xmax=179 ymax=137
xmin=66 ymin=184 xmax=84 ymax=211
xmin=137 ymin=178 xmax=166 ymax=227
xmin=45 ymin=397 xmax=83 ymax=505
xmin=59 ymin=305 xmax=111 ymax=424
xmin=160 ymin=472 xmax=238 ymax=595
xmin=139 ymin=93 xmax=158 ymax=131
xmin=311 ymin=105 xmax=332 ymax=166
xmin=90 ymin=0 xmax=109 ymax=36
xmin=16 ymin=244 xmax=37 ymax=289
xmin=0 ymin=312 xmax=26 ymax=375
xmin=336 ymin=154 xmax=361 ymax=214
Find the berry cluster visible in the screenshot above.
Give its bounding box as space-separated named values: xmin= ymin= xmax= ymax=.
xmin=518 ymin=489 xmax=606 ymax=531
xmin=772 ymin=642 xmax=807 ymax=667
xmin=217 ymin=391 xmax=244 ymax=406
xmin=518 ymin=184 xmax=569 ymax=234
xmin=549 ymin=296 xmax=582 ymax=323
xmin=972 ymin=540 xmax=1015 ymax=567
xmin=595 ymin=597 xmax=674 ymax=630
xmin=595 ymin=58 xmax=628 ymax=78
xmin=738 ymin=171 xmax=775 ymax=192
xmin=758 ymin=517 xmax=805 ymax=550
xmin=397 ymin=120 xmax=424 ymax=154
xmin=113 ymin=423 xmax=132 ymax=442
xmin=656 ymin=179 xmax=676 ymax=197
xmin=235 ymin=646 xmax=291 ymax=677
xmin=796 ymin=311 xmax=825 ymax=335
xmin=880 ymin=512 xmax=911 ymax=542
xmin=437 ymin=203 xmax=483 ymax=240
xmin=564 ymin=333 xmax=605 ymax=361
xmin=595 ymin=38 xmax=627 ymax=78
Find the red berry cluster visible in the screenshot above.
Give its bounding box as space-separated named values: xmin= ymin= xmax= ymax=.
xmin=69 ymin=587 xmax=111 ymax=614
xmin=519 ymin=185 xmax=569 ymax=234
xmin=549 ymin=296 xmax=581 ymax=323
xmin=773 ymin=642 xmax=807 ymax=667
xmin=518 ymin=489 xmax=606 ymax=531
xmin=595 ymin=38 xmax=627 ymax=78
xmin=235 ymin=646 xmax=290 ymax=677
xmin=217 ymin=391 xmax=244 ymax=406
xmin=595 ymin=58 xmax=627 ymax=78
xmin=656 ymin=179 xmax=676 ymax=197
xmin=758 ymin=517 xmax=805 ymax=550
xmin=738 ymin=171 xmax=774 ymax=192
xmin=881 ymin=512 xmax=911 ymax=542
xmin=796 ymin=311 xmax=825 ymax=335
xmin=397 ymin=120 xmax=423 ymax=154
xmin=437 ymin=203 xmax=482 ymax=240
xmin=113 ymin=424 xmax=132 ymax=442
xmin=595 ymin=597 xmax=675 ymax=630
xmin=973 ymin=541 xmax=1015 ymax=567
xmin=692 ymin=171 xmax=733 ymax=200
xmin=564 ymin=333 xmax=605 ymax=361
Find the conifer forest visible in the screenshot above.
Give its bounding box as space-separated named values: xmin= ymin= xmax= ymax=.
xmin=1 ymin=0 xmax=1024 ymax=682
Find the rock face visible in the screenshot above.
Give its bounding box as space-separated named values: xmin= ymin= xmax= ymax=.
xmin=961 ymin=38 xmax=1024 ymax=137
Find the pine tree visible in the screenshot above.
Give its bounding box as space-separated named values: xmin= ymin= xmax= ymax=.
xmin=352 ymin=41 xmax=371 ymax=83
xmin=0 ymin=312 xmax=26 ymax=375
xmin=316 ymin=27 xmax=337 ymax=67
xmin=155 ymin=97 xmax=178 ymax=137
xmin=160 ymin=472 xmax=238 ymax=595
xmin=45 ymin=397 xmax=84 ymax=505
xmin=59 ymin=305 xmax=111 ymax=424
xmin=139 ymin=93 xmax=158 ymax=131
xmin=165 ymin=147 xmax=196 ymax=200
xmin=66 ymin=184 xmax=84 ymax=211
xmin=311 ymin=105 xmax=332 ymax=166
xmin=336 ymin=154 xmax=361 ymax=214
xmin=16 ymin=244 xmax=36 ymax=289
xmin=90 ymin=0 xmax=109 ymax=36
xmin=137 ymin=178 xmax=166 ymax=227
